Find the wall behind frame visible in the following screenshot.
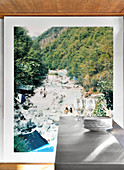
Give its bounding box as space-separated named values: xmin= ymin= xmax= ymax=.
xmin=0 ymin=19 xmax=4 ymax=162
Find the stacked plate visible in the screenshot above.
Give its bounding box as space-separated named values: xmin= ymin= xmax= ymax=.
xmin=84 ymin=117 xmax=113 ymax=132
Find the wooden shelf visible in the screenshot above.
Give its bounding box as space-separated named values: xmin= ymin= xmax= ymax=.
xmin=0 ymin=0 xmax=124 ymax=18
xmin=0 ymin=163 xmax=54 ymax=170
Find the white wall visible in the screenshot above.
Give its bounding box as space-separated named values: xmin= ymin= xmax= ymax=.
xmin=0 ymin=19 xmax=4 ymax=162
xmin=113 ymin=17 xmax=124 ymax=128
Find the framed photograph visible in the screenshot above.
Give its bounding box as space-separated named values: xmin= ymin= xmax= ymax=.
xmin=4 ymin=16 xmax=123 ymax=162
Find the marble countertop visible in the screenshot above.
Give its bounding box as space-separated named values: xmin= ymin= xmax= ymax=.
xmin=55 ymin=116 xmax=124 ymax=170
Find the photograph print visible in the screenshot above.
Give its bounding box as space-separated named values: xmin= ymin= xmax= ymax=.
xmin=14 ymin=26 xmax=113 ymax=152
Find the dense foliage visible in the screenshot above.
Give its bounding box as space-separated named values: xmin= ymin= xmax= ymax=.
xmin=14 ymin=27 xmax=48 ymax=89
xmin=14 ymin=136 xmax=32 ymax=152
xmin=40 ymin=27 xmax=113 ymax=109
xmin=93 ymin=95 xmax=107 ymax=116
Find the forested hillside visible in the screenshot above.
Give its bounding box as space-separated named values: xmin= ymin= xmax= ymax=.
xmin=14 ymin=27 xmax=48 ymax=89
xmin=41 ymin=27 xmax=113 ymax=109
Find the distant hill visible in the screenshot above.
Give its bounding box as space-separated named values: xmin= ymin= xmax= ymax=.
xmin=37 ymin=27 xmax=66 ymax=49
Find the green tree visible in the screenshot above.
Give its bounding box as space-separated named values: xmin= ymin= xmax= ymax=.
xmin=14 ymin=27 xmax=48 ymax=90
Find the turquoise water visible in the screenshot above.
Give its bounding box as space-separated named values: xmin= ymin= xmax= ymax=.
xmin=31 ymin=144 xmax=54 ymax=152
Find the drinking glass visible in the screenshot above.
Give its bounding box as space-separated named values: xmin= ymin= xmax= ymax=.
xmin=74 ymin=98 xmax=82 ymax=121
xmin=85 ymin=98 xmax=95 ymax=117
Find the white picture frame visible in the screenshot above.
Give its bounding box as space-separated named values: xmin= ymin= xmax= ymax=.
xmin=4 ymin=16 xmax=123 ymax=162
xmin=0 ymin=19 xmax=4 ymax=162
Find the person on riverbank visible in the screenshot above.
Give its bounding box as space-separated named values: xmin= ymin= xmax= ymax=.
xmin=64 ymin=107 xmax=69 ymax=114
xmin=44 ymin=87 xmax=46 ymax=93
xmin=40 ymin=89 xmax=43 ymax=95
xmin=69 ymin=107 xmax=73 ymax=113
xmin=43 ymin=92 xmax=47 ymax=98
xmin=43 ymin=87 xmax=47 ymax=98
xmin=88 ymin=89 xmax=92 ymax=95
xmin=84 ymin=89 xmax=92 ymax=98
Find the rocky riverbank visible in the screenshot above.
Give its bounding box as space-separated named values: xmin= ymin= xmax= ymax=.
xmin=14 ymin=73 xmax=83 ymax=150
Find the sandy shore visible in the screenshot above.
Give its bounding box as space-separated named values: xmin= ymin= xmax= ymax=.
xmin=30 ymin=74 xmax=83 ymax=120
